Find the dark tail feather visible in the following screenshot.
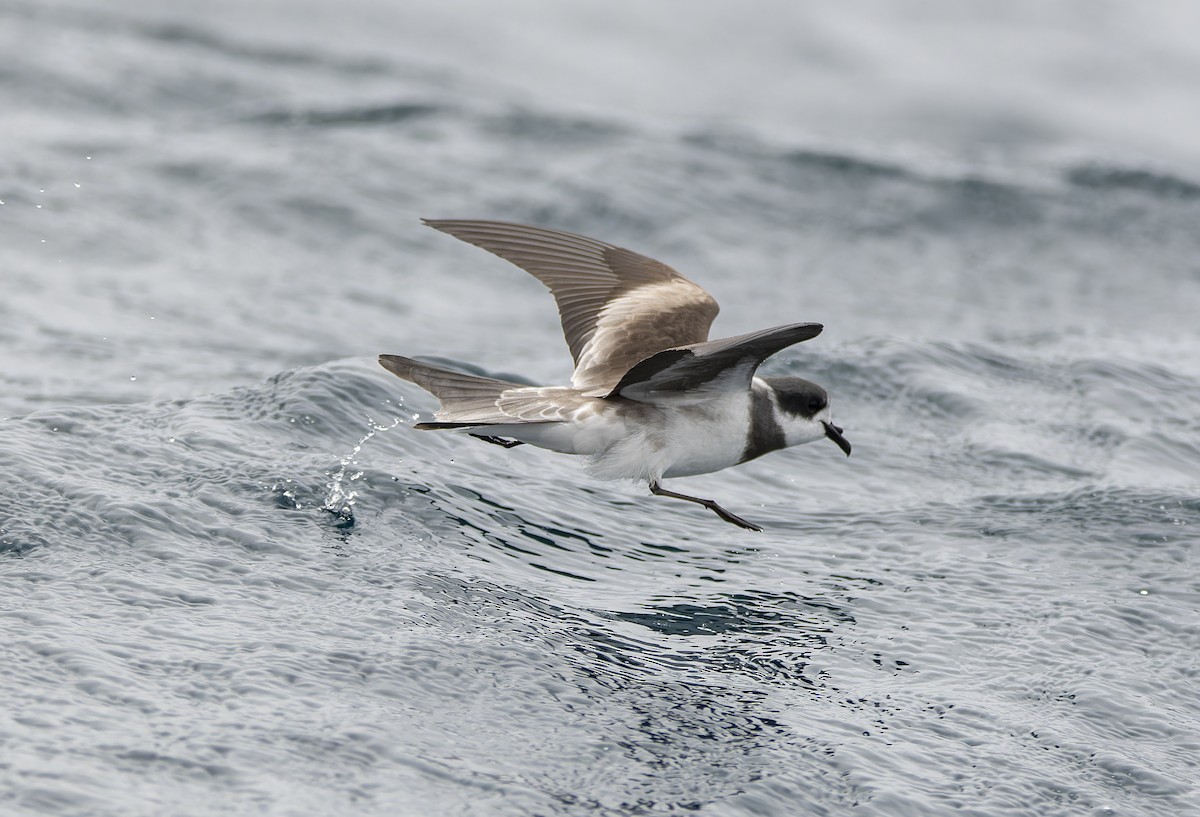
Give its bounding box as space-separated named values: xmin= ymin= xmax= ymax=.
xmin=379 ymin=354 xmax=525 ymax=424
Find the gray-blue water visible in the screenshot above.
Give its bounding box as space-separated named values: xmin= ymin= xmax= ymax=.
xmin=4 ymin=2 xmax=1200 ymax=815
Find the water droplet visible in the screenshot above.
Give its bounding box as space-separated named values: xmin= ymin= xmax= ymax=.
xmin=35 ymin=204 xmax=42 ymax=209
xmin=1138 ymin=589 xmax=1149 ymax=595
xmin=74 ymin=183 xmax=81 ymax=188
xmin=322 ymin=415 xmax=405 ymax=517
xmin=129 ymin=375 xmax=137 ymax=381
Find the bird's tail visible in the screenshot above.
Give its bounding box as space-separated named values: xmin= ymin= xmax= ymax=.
xmin=378 ymin=354 xmax=526 ymax=427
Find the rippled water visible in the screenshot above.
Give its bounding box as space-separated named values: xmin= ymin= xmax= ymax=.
xmin=4 ymin=2 xmax=1200 ymax=815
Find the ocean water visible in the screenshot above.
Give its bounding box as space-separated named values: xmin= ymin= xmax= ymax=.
xmin=3 ymin=1 xmax=1200 ymax=815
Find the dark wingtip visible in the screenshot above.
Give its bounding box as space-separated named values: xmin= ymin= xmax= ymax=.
xmin=792 ymin=322 xmax=824 ymax=344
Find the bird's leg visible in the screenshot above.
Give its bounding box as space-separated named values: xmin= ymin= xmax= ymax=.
xmin=469 ymin=434 xmax=524 ymax=449
xmin=648 ymin=480 xmax=763 ymax=532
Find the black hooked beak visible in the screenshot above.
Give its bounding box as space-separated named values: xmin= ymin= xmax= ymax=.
xmin=823 ymin=422 xmax=851 ymax=457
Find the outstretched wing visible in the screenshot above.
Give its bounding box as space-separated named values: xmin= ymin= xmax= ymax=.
xmin=610 ymin=323 xmax=824 ymax=404
xmin=423 ymin=219 xmax=719 ymax=395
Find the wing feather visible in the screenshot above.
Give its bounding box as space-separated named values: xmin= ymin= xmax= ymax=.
xmin=423 ymin=219 xmax=719 ymax=394
xmin=611 ymin=323 xmax=824 ymax=404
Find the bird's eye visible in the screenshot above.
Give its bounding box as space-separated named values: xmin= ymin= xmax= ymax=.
xmin=809 ymin=395 xmax=826 ymax=413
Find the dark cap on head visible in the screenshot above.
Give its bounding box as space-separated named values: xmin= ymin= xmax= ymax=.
xmin=766 ymin=376 xmax=829 ymax=419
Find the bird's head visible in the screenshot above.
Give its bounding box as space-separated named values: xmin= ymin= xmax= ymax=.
xmin=764 ymin=376 xmax=852 ymax=456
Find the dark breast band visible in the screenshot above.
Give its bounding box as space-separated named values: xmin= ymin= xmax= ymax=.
xmin=741 ymin=386 xmax=785 ymax=463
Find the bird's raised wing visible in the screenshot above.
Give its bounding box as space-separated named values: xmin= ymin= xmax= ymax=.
xmin=609 ymin=323 xmax=824 ymax=404
xmin=423 ymin=219 xmax=719 ymax=395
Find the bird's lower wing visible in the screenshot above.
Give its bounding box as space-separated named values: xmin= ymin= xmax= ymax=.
xmin=609 ymin=323 xmax=824 ymax=404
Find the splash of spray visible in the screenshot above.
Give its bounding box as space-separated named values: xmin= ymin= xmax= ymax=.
xmin=322 ymin=405 xmax=411 ymax=526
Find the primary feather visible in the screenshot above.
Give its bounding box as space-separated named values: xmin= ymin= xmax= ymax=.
xmin=421 ymin=219 xmax=719 ymax=394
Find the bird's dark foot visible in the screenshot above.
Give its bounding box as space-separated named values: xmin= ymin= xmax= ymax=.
xmin=648 ymin=481 xmax=763 ymax=532
xmin=470 ymin=434 xmax=524 ymax=449
xmin=708 ymin=505 xmax=764 ymax=532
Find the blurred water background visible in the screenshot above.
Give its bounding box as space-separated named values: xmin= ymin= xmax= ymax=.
xmin=3 ymin=1 xmax=1200 ymax=815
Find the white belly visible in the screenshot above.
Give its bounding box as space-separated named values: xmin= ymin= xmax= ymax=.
xmin=589 ymin=396 xmax=751 ymax=482
xmin=658 ymin=405 xmax=751 ymax=478
xmin=469 ymin=394 xmax=752 ymax=483
xmin=473 ymin=404 xmax=624 ymax=457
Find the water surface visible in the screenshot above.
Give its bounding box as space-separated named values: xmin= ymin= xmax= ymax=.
xmin=3 ymin=2 xmax=1199 ymax=815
